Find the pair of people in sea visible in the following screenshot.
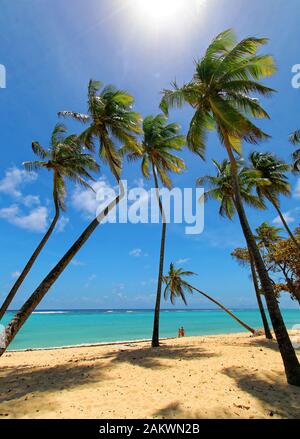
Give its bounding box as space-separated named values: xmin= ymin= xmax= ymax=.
xmin=178 ymin=326 xmax=185 ymax=338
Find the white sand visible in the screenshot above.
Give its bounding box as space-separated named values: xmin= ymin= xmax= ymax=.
xmin=0 ymin=332 xmax=300 ymax=419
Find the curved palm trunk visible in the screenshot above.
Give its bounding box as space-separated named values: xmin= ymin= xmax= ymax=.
xmin=151 ymin=164 xmax=167 ymax=348
xmin=224 ymin=134 xmax=300 ymax=386
xmin=0 ymin=198 xmax=60 ymax=322
xmin=269 ymin=195 xmax=300 ymax=251
xmin=248 ymin=249 xmax=273 ymax=339
xmin=0 ymin=180 xmax=125 ymax=357
xmin=187 ymin=283 xmax=256 ymax=333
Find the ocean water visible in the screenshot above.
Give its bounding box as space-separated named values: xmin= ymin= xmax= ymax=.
xmin=1 ymin=308 xmax=300 ymax=351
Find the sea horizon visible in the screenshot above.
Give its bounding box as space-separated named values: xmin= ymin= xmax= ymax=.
xmin=2 ymin=308 xmax=299 ymax=351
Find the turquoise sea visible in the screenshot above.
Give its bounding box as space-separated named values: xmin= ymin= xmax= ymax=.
xmin=2 ymin=308 xmax=300 ymax=351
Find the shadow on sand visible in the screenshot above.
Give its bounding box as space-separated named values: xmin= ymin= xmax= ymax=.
xmin=0 ymin=362 xmax=107 ymax=404
xmin=222 ymin=365 xmax=300 ymax=419
xmin=101 ymin=342 xmax=220 ymax=369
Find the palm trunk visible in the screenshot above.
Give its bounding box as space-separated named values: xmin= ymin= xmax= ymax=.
xmin=269 ymin=195 xmax=300 ymax=251
xmin=151 ymin=164 xmax=167 ymax=348
xmin=0 ymin=179 xmax=125 ymax=357
xmin=224 ymin=133 xmax=300 ymax=386
xmin=248 ymin=249 xmax=273 ymax=339
xmin=187 ymin=283 xmax=256 ymax=333
xmin=0 ymin=192 xmax=60 ymax=321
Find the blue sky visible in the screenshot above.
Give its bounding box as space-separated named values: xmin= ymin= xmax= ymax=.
xmin=0 ymin=0 xmax=299 ymax=310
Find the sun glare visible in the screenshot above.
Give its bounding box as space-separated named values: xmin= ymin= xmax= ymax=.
xmin=132 ymin=0 xmax=186 ymax=23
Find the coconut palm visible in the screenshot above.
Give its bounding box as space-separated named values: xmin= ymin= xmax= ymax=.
xmin=0 ymin=81 xmax=142 ymax=356
xmin=0 ymin=124 xmax=99 ymax=321
xmin=255 ymin=221 xmax=283 ymax=249
xmin=289 ymin=130 xmax=300 ymax=172
xmin=127 ymin=114 xmax=186 ymax=347
xmin=161 ymin=29 xmax=300 ymax=385
xmin=198 ymin=159 xmax=272 ymax=339
xmin=163 ymin=263 xmax=255 ymax=333
xmin=231 ymin=247 xmax=273 ymax=339
xmin=249 ymin=152 xmax=299 ymax=250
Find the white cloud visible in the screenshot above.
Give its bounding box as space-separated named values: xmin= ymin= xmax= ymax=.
xmin=0 ymin=204 xmax=48 ymax=232
xmin=129 ymin=248 xmax=143 ymax=257
xmin=11 ymin=271 xmax=21 ymax=279
xmin=56 ymin=216 xmax=69 ymax=233
xmin=84 ymin=274 xmax=97 ymax=289
xmin=22 ymin=195 xmax=40 ymax=207
xmin=71 ymin=258 xmax=85 ymax=267
xmin=0 ymin=167 xmax=37 ymax=197
xmin=273 ymin=211 xmax=295 ymax=225
xmin=176 ymin=258 xmax=190 ymax=265
xmin=72 ymin=177 xmax=116 ymax=219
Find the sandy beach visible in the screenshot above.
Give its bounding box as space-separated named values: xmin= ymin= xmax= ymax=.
xmin=1 ymin=332 xmax=300 ymax=419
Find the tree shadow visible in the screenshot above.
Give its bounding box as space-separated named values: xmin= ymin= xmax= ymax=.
xmin=248 ymin=337 xmax=282 ymax=352
xmin=152 ymin=401 xmax=236 ymax=419
xmin=222 ymin=366 xmax=300 ymax=419
xmin=0 ymin=362 xmax=107 ymax=404
xmin=102 ymin=342 xmax=220 ymax=369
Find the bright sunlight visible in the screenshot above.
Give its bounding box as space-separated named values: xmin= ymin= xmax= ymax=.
xmin=131 ymin=0 xmax=186 ymax=23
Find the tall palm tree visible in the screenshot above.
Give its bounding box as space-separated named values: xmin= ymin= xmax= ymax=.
xmin=128 ymin=114 xmax=186 ymax=347
xmin=198 ymin=159 xmax=272 ymax=339
xmin=0 ymin=124 xmax=99 ymax=321
xmin=289 ymin=129 xmax=300 ymax=172
xmin=161 ymin=29 xmax=300 ymax=385
xmin=231 ymin=247 xmax=273 ymax=339
xmin=249 ymin=152 xmax=299 ymax=250
xmin=163 ymin=263 xmax=255 ymax=333
xmin=0 ymin=80 xmax=142 ymax=356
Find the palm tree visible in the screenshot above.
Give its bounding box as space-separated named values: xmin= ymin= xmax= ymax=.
xmin=289 ymin=129 xmax=300 ymax=172
xmin=198 ymin=159 xmax=272 ymax=339
xmin=0 ymin=80 xmax=142 ymax=356
xmin=255 ymin=221 xmax=283 ymax=249
xmin=0 ymin=124 xmax=99 ymax=321
xmin=231 ymin=247 xmax=273 ymax=339
xmin=249 ymin=152 xmax=299 ymax=250
xmin=161 ymin=29 xmax=300 ymax=385
xmin=127 ymin=114 xmax=186 ymax=347
xmin=163 ymin=263 xmax=255 ymax=333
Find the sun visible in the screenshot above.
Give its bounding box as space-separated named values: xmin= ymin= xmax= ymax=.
xmin=132 ymin=0 xmax=186 ymax=23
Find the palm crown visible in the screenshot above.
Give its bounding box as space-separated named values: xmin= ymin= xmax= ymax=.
xmin=59 ymin=80 xmax=142 ymax=180
xmin=128 ymin=114 xmax=186 ymax=189
xmin=160 ymin=29 xmax=276 ymax=158
xmin=23 ymin=123 xmax=99 ymax=210
xmin=163 ymin=263 xmax=195 ymax=305
xmin=197 ymin=159 xmax=265 ymax=219
xmin=255 ymin=221 xmax=283 ymax=249
xmin=289 ymin=129 xmax=300 ymax=172
xmin=249 ymin=152 xmax=291 ymax=204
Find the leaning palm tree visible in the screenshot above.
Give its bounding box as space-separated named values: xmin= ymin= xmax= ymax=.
xmin=231 ymin=247 xmax=273 ymax=339
xmin=198 ymin=159 xmax=273 ymax=339
xmin=161 ymin=29 xmax=300 ymax=385
xmin=0 ymin=80 xmax=142 ymax=356
xmin=249 ymin=152 xmax=299 ymax=250
xmin=0 ymin=124 xmax=99 ymax=321
xmin=163 ymin=263 xmax=255 ymax=333
xmin=127 ymin=114 xmax=186 ymax=347
xmin=289 ymin=130 xmax=300 ymax=172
